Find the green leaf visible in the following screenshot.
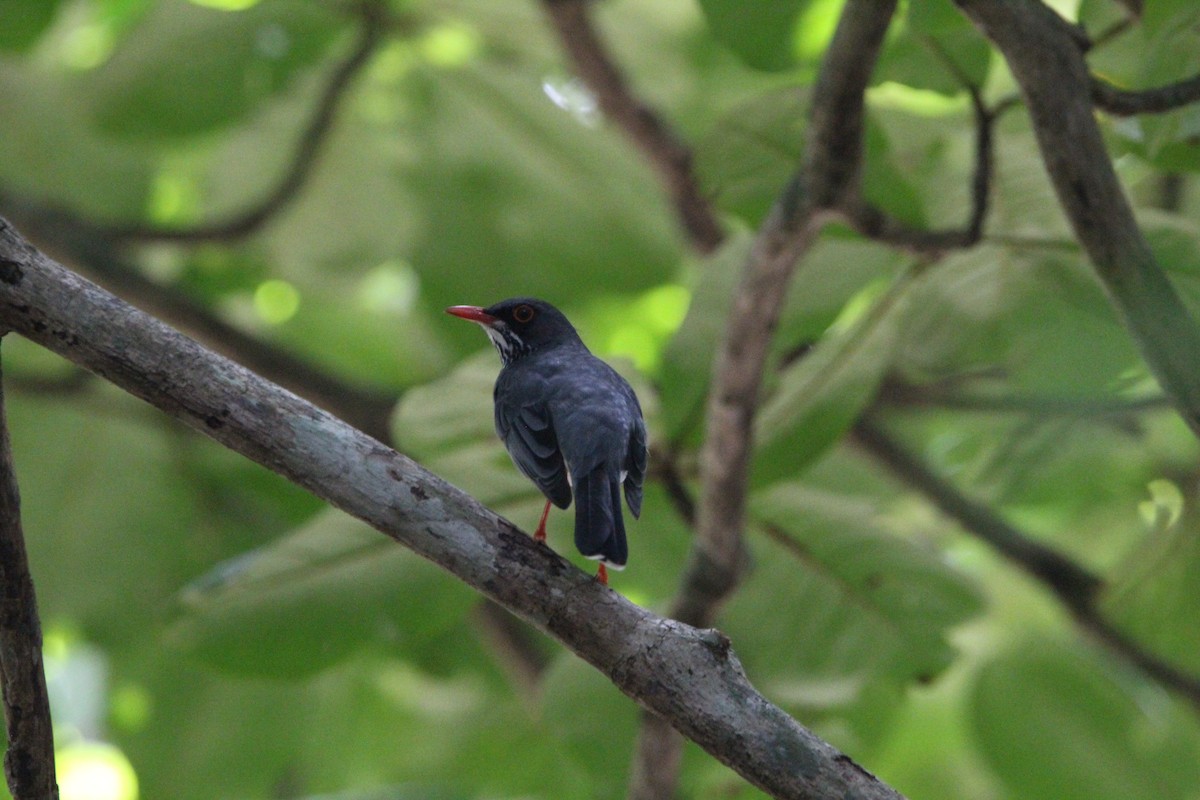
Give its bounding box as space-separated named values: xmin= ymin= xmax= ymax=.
xmin=393 ymin=351 xmax=500 ymax=459
xmin=167 ymin=510 xmax=477 ymax=677
xmin=0 ymin=65 xmax=154 ymax=219
xmin=696 ymin=91 xmax=923 ymax=229
xmin=747 ymin=484 xmax=983 ymax=678
xmin=9 ymin=391 xmax=211 ymax=645
xmin=658 ymin=226 xmax=754 ymax=443
xmin=721 ymin=483 xmax=981 ymax=746
xmin=696 ymin=0 xmax=811 ymax=72
xmin=0 ymin=0 xmax=63 ymax=52
xmin=970 ymin=641 xmax=1200 ymax=800
xmin=80 ymin=0 xmax=344 ymax=139
xmin=1102 ymin=507 xmax=1200 ymax=674
xmin=752 ymin=263 xmax=921 ymax=485
xmin=540 ymin=654 xmax=640 ymax=797
xmin=402 ymin=64 xmax=681 ymax=308
xmin=862 ymin=119 xmax=927 ymax=228
xmin=695 ymin=87 xmax=808 ymax=225
xmin=897 ymin=245 xmax=1140 ymax=397
xmin=875 ymin=1 xmax=991 ymax=96
xmin=775 ymin=233 xmax=904 ymax=350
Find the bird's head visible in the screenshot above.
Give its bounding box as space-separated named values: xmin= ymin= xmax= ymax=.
xmin=446 ymin=297 xmax=581 ymax=365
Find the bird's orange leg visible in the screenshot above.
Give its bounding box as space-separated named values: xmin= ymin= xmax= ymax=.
xmin=596 ymin=563 xmax=609 ymax=586
xmin=533 ymin=499 xmax=552 ymax=542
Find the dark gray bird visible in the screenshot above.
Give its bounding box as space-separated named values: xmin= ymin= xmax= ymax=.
xmin=446 ymin=298 xmax=647 ymax=584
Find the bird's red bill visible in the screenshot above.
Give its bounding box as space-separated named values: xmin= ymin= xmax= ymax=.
xmin=446 ymin=305 xmax=498 ymax=325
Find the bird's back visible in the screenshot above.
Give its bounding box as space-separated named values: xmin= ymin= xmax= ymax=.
xmin=499 ymin=341 xmax=646 ymax=567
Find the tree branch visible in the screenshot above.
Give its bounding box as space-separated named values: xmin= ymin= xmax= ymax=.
xmin=876 ymin=374 xmax=1170 ymax=417
xmin=0 ymin=340 xmax=59 ymax=800
xmin=955 ymin=0 xmax=1200 ymax=441
xmin=1 ymin=200 xmax=397 ymax=443
xmin=627 ymin=3 xmax=903 ymax=797
xmin=689 ymin=0 xmax=896 ymax=627
xmin=852 ymin=413 xmax=1200 ymax=711
xmin=844 ymin=85 xmax=1001 ymax=254
xmin=1092 ymin=72 xmax=1200 ymax=116
xmin=0 ymin=217 xmax=906 ymax=799
xmin=101 ymin=0 xmax=387 ymax=244
xmin=540 ymin=0 xmax=725 ymax=254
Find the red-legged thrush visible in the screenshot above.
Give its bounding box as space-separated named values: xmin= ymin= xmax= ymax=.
xmin=446 ymin=298 xmax=647 ymax=584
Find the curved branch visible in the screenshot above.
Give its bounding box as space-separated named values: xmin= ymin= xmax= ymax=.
xmin=852 ymin=413 xmax=1200 ymax=710
xmin=956 ymin=0 xmax=1200 ymax=441
xmin=102 ymin=0 xmax=388 ymax=244
xmin=845 ymin=85 xmax=1002 ymax=254
xmin=628 ymin=4 xmax=903 ymax=797
xmin=1092 ymin=72 xmax=1200 ymax=116
xmin=540 ymin=0 xmax=725 ymax=254
xmin=686 ymin=0 xmax=897 ymax=629
xmin=0 ymin=218 xmax=905 ymax=800
xmin=0 ymin=343 xmax=58 ymax=799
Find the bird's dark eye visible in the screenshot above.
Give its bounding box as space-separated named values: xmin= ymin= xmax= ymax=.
xmin=512 ymin=304 xmax=535 ymax=323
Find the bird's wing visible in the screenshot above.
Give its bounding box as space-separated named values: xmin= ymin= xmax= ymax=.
xmin=623 ymin=414 xmax=648 ymax=518
xmin=495 ymin=394 xmax=573 ymax=509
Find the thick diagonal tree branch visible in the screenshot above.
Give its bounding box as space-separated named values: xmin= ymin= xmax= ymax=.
xmin=0 ymin=218 xmax=905 ymax=800
xmin=853 ymin=413 xmax=1200 ymax=711
xmin=540 ymin=0 xmax=725 ymax=254
xmin=956 ymin=0 xmax=1200 ymax=440
xmin=0 ymin=342 xmax=59 ymax=799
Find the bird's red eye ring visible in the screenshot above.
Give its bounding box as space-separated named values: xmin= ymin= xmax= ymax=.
xmin=513 ymin=304 xmax=535 ymax=323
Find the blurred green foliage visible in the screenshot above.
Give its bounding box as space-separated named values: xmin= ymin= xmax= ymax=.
xmin=2 ymin=0 xmax=1200 ymax=798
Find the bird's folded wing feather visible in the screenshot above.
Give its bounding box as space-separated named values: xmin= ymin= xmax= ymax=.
xmin=495 ymin=398 xmax=572 ymax=508
xmin=623 ymin=416 xmax=648 ymax=518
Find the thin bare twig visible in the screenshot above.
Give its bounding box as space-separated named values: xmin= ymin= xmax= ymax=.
xmin=540 ymin=0 xmax=725 ymax=254
xmin=648 ymin=446 xmax=695 ymax=528
xmin=103 ymin=0 xmax=388 ymax=244
xmin=843 ymin=50 xmax=1007 ymax=254
xmin=852 ymin=413 xmax=1200 ymax=711
xmin=1092 ymin=72 xmax=1200 ymax=116
xmin=0 ymin=338 xmax=59 ymax=799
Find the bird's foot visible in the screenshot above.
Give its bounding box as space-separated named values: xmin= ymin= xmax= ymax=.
xmin=596 ymin=563 xmax=609 ymax=586
xmin=533 ymin=499 xmax=551 ymax=543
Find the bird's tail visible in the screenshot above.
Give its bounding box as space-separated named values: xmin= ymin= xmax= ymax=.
xmin=573 ymin=466 xmax=628 ymax=568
